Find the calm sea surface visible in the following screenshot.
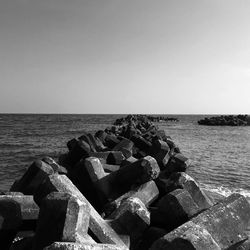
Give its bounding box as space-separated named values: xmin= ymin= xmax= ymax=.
xmin=0 ymin=114 xmax=250 ymax=200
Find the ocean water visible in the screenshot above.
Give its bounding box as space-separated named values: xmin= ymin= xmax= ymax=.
xmin=0 ymin=114 xmax=250 ymax=201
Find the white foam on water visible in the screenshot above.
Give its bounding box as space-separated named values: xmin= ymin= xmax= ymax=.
xmin=201 ymin=183 xmax=250 ymax=199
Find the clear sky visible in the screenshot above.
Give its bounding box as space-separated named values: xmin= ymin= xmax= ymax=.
xmin=1 ymin=0 xmax=250 ymax=114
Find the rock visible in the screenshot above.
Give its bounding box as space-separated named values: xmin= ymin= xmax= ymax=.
xmin=33 ymin=192 xmax=90 ymax=250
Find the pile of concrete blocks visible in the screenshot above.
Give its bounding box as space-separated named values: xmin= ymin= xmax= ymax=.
xmin=2 ymin=115 xmax=250 ymax=250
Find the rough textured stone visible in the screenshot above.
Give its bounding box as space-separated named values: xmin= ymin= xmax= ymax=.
xmin=33 ymin=192 xmax=90 ymax=250
xmin=150 ymin=221 xmax=221 ymax=250
xmin=10 ymin=236 xmax=33 ymax=250
xmin=10 ymin=160 xmax=54 ymax=195
xmin=42 ymin=157 xmax=68 ymax=175
xmin=163 ymin=153 xmax=190 ymax=177
xmin=34 ymin=174 xmax=127 ymax=248
xmin=0 ymin=198 xmax=23 ymax=250
xmin=106 ymin=152 xmax=125 ymax=166
xmin=156 ymin=189 xmax=201 ymax=226
xmin=67 ymin=140 xmax=91 ymax=166
xmin=68 ymin=159 xmax=104 ymax=212
xmin=44 ymin=242 xmax=128 ymax=250
xmin=151 ymin=193 xmax=250 ymax=250
xmin=97 ymin=156 xmax=160 ymax=200
xmin=84 ymin=157 xmax=106 ymax=183
xmin=110 ymin=197 xmax=150 ymax=243
xmin=163 ymin=172 xmax=213 ymax=210
xmin=150 ymin=140 xmax=170 ymax=169
xmin=112 ymin=139 xmax=134 ymax=159
xmin=104 ymin=181 xmax=159 ymax=217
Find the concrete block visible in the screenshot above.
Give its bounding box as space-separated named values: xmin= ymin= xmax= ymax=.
xmin=42 ymin=157 xmax=68 ymax=175
xmin=85 ymin=157 xmax=106 ymax=183
xmin=120 ymin=157 xmax=137 ymax=168
xmin=164 ymin=172 xmax=213 ymax=210
xmin=163 ymin=153 xmax=190 ymax=177
xmin=68 ymin=159 xmax=104 ymax=212
xmin=156 ymin=189 xmax=201 ymax=227
xmin=33 ymin=174 xmax=128 ymax=248
xmin=112 ymin=139 xmax=134 ymax=159
xmin=67 ymin=140 xmax=90 ymax=166
xmin=102 ymin=164 xmax=120 ymax=173
xmin=44 ymin=242 xmax=128 ymax=250
xmin=106 ymin=152 xmax=125 ymax=165
xmin=111 ymin=197 xmax=150 ymax=242
xmin=150 ymin=193 xmax=250 ymax=250
xmin=150 ymin=139 xmax=170 ymax=169
xmin=104 ymin=181 xmax=159 ymax=217
xmin=10 ymin=160 xmax=54 ymax=195
xmin=95 ymin=130 xmax=107 ymax=144
xmin=131 ymin=134 xmax=152 ymax=154
xmin=78 ymin=133 xmax=97 ymax=153
xmin=104 ymin=135 xmax=120 ymax=149
xmin=150 ymin=221 xmax=221 ymax=250
xmin=0 ymin=198 xmax=23 ymax=250
xmin=135 ymin=227 xmax=167 ymax=250
xmin=33 ymin=192 xmax=90 ymax=250
xmin=10 ymin=236 xmax=33 ymax=250
xmin=97 ymin=156 xmax=160 ymax=200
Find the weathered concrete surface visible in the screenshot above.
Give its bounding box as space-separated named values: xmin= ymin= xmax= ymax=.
xmin=0 ymin=194 xmax=39 ymax=221
xmin=105 ymin=181 xmax=159 ymax=217
xmin=110 ymin=197 xmax=150 ymax=242
xmin=42 ymin=157 xmax=68 ymax=175
xmin=10 ymin=160 xmax=54 ymax=194
xmin=34 ymin=174 xmax=128 ymax=248
xmin=33 ymin=192 xmax=90 ymax=250
xmin=150 ymin=221 xmax=221 ymax=250
xmin=156 ymin=189 xmax=201 ymax=225
xmin=163 ymin=172 xmax=213 ymax=210
xmin=0 ymin=198 xmax=23 ymax=250
xmin=150 ymin=194 xmax=250 ymax=250
xmin=44 ymin=242 xmax=128 ymax=250
xmin=97 ymin=156 xmax=160 ymax=200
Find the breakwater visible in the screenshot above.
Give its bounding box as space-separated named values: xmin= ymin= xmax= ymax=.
xmin=198 ymin=114 xmax=250 ymax=126
xmin=1 ymin=115 xmax=250 ymax=249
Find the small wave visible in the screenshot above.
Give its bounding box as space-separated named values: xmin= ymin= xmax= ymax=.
xmin=0 ymin=143 xmax=33 ymax=149
xmin=202 ymin=183 xmax=250 ymax=199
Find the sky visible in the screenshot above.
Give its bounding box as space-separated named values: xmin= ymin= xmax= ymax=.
xmin=1 ymin=0 xmax=250 ymax=114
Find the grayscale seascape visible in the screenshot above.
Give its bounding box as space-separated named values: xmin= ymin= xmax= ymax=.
xmin=1 ymin=114 xmax=249 ymax=201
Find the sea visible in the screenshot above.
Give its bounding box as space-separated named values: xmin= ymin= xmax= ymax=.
xmin=0 ymin=114 xmax=250 ymax=202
